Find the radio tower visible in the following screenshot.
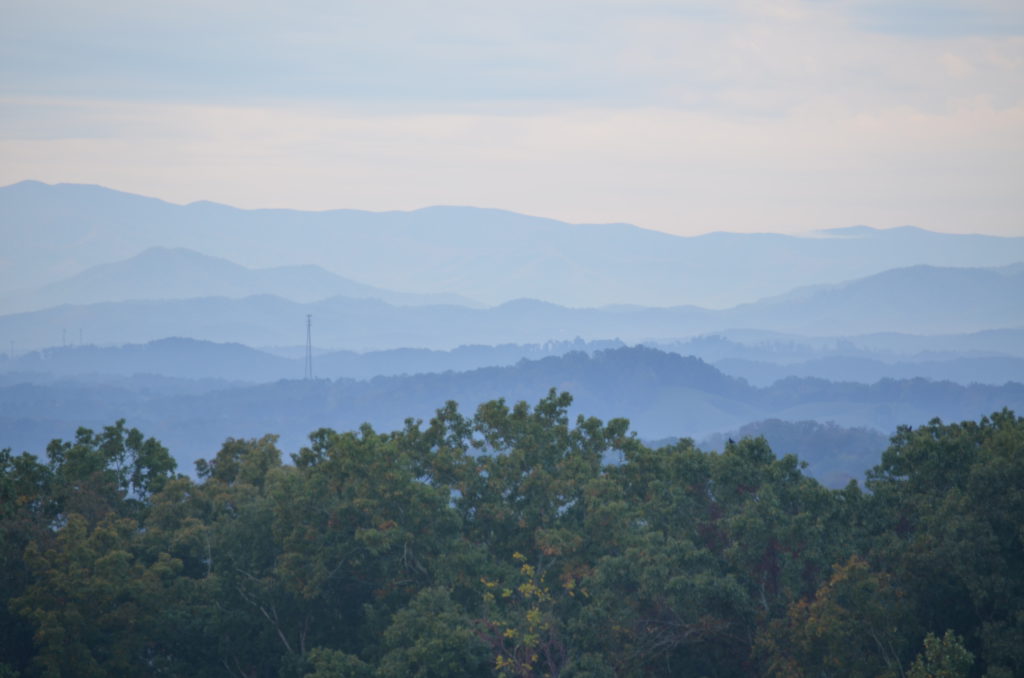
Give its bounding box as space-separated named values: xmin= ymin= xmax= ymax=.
xmin=304 ymin=314 xmax=313 ymax=379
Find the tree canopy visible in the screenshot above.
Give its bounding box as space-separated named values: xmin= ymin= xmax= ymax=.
xmin=1 ymin=393 xmax=1020 ymax=677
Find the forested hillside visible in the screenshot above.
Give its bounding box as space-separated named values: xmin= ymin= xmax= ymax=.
xmin=700 ymin=419 xmax=890 ymax=487
xmin=3 ymin=347 xmax=1021 ymax=485
xmin=8 ymin=334 xmax=1024 ymax=386
xmin=2 ymin=395 xmax=1020 ymax=677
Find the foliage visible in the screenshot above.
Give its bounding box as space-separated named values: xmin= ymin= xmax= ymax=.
xmin=908 ymin=630 xmax=974 ymax=678
xmin=0 ymin=400 xmax=1021 ymax=677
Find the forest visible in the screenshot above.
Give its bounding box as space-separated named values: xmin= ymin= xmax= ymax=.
xmin=1 ymin=392 xmax=1021 ymax=678
xmin=6 ymin=345 xmax=1022 ymax=485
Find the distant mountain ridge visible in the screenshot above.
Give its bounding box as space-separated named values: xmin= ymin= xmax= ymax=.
xmin=1 ymin=263 xmax=1021 ymax=351
xmin=4 ymin=331 xmax=1022 ymax=387
xmin=714 ymin=355 xmax=1024 ymax=388
xmin=0 ymin=247 xmax=478 ymax=314
xmin=4 ymin=180 xmax=1024 ymax=308
xmin=0 ymin=337 xmax=624 ymax=383
xmin=2 ymin=346 xmax=1020 ymax=483
xmin=722 ymin=264 xmax=1024 ymax=335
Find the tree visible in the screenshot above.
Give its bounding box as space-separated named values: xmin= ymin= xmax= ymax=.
xmin=908 ymin=630 xmax=974 ymax=678
xmin=12 ymin=514 xmax=186 ymax=677
xmin=377 ymin=587 xmax=489 ymax=678
xmin=0 ymin=448 xmax=56 ymax=675
xmin=866 ymin=410 xmax=1024 ymax=676
xmin=756 ymin=556 xmax=916 ymax=678
xmin=46 ymin=419 xmax=177 ymax=523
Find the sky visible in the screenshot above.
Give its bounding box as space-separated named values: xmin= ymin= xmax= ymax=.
xmin=1 ymin=0 xmax=1022 ymax=237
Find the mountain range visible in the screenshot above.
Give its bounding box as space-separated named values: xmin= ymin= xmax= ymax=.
xmin=5 ymin=180 xmax=1024 ymax=308
xmin=4 ymin=334 xmax=1024 ymax=388
xmin=0 ymin=337 xmax=622 ymax=383
xmin=2 ymin=346 xmax=1020 ymax=486
xmin=2 ymin=261 xmax=1021 ymax=351
xmin=3 ymin=180 xmax=1020 ymax=486
xmin=0 ymin=247 xmax=476 ymax=315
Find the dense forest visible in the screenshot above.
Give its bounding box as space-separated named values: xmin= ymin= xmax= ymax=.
xmin=1 ymin=392 xmax=1021 ymax=677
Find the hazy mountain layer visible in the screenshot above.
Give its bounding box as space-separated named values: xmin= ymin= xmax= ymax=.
xmin=2 ymin=347 xmax=1020 ymax=483
xmin=0 ymin=247 xmax=478 ymax=314
xmin=700 ymin=419 xmax=891 ymax=488
xmin=4 ymin=334 xmax=1022 ymax=388
xmin=0 ymin=337 xmax=623 ymax=383
xmin=2 ymin=264 xmax=1021 ymax=351
xmin=714 ymin=355 xmax=1024 ymax=387
xmin=655 ymin=328 xmax=1024 ymax=361
xmin=4 ymin=181 xmax=1024 ymax=308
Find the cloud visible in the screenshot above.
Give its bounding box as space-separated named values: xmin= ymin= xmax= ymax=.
xmin=849 ymin=0 xmax=1024 ymax=37
xmin=2 ymin=96 xmax=1021 ymax=236
xmin=1 ymin=1 xmax=1021 ymax=235
xmin=2 ymin=1 xmax=1020 ymax=112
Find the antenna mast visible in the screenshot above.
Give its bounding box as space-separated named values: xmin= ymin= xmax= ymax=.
xmin=304 ymin=314 xmax=313 ymax=379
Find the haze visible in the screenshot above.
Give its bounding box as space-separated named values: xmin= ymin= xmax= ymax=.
xmin=2 ymin=0 xmax=1023 ymax=236
xmin=4 ymin=4 xmax=1024 ymax=675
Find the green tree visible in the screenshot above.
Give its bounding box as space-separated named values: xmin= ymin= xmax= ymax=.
xmin=908 ymin=630 xmax=974 ymax=678
xmin=12 ymin=514 xmax=186 ymax=677
xmin=377 ymin=587 xmax=489 ymax=678
xmin=303 ymin=648 xmax=372 ymax=678
xmin=0 ymin=449 xmax=55 ymax=675
xmin=756 ymin=556 xmax=916 ymax=678
xmin=46 ymin=419 xmax=176 ymax=523
xmin=866 ymin=410 xmax=1024 ymax=676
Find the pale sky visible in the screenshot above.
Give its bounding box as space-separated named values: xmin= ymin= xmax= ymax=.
xmin=1 ymin=0 xmax=1023 ymax=236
